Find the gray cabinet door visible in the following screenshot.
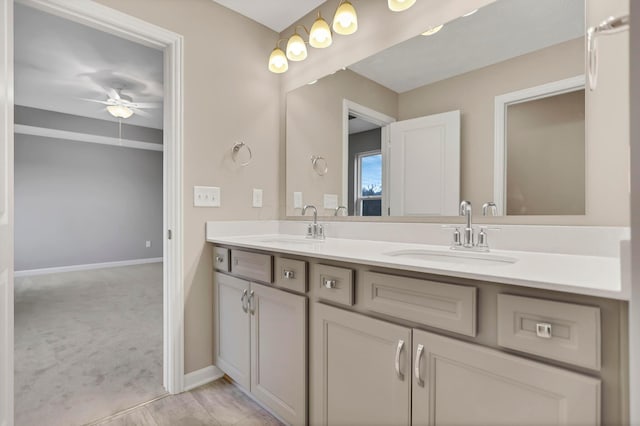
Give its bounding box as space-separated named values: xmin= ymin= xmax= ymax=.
xmin=250 ymin=283 xmax=307 ymax=425
xmin=311 ymin=303 xmax=411 ymax=426
xmin=214 ymin=273 xmax=251 ymax=390
xmin=411 ymin=329 xmax=601 ymax=426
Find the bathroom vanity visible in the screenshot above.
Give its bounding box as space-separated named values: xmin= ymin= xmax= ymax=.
xmin=207 ymin=228 xmax=628 ymax=426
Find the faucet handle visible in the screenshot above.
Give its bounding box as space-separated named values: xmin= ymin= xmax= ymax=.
xmin=477 ymin=226 xmax=500 ymax=249
xmin=442 ymin=225 xmax=462 ymax=246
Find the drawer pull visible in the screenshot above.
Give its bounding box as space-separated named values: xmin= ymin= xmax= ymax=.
xmin=215 ymin=255 xmax=225 ymax=263
xmin=414 ymin=344 xmax=425 ymax=387
xmin=323 ymin=278 xmax=337 ymax=289
xmin=233 ymin=258 xmax=239 ymax=265
xmin=248 ymin=290 xmax=255 ymax=315
xmin=536 ymin=322 xmax=553 ymax=339
xmin=240 ymin=289 xmax=248 ymax=313
xmin=283 ymin=270 xmax=295 ymax=279
xmin=395 ymin=339 xmax=405 ymax=380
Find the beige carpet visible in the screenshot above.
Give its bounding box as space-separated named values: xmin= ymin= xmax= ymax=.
xmin=14 ymin=263 xmax=165 ymax=426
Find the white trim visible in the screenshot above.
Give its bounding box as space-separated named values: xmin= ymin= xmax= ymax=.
xmin=14 ymin=0 xmax=185 ymax=397
xmin=493 ymin=75 xmax=586 ymax=215
xmin=15 ymin=124 xmax=164 ymax=152
xmin=14 ymin=257 xmax=163 ymax=277
xmin=183 ymin=365 xmax=225 ymax=392
xmin=341 ymin=99 xmax=396 ymax=212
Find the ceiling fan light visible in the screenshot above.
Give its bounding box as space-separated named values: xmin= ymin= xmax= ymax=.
xmin=310 ymin=16 xmax=332 ymax=48
xmin=333 ymin=1 xmax=357 ymax=35
xmin=286 ymin=33 xmax=308 ymax=61
xmin=107 ymin=104 xmax=134 ymax=119
xmin=268 ymin=47 xmax=289 ymax=73
xmin=422 ymin=24 xmax=444 ymax=36
xmin=388 ymin=0 xmax=416 ymax=12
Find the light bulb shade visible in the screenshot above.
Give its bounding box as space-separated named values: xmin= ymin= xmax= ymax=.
xmin=422 ymin=24 xmax=444 ymax=36
xmin=309 ymin=17 xmax=332 ymax=48
xmin=268 ymin=47 xmax=288 ymax=73
xmin=388 ymin=0 xmax=416 ymax=12
xmin=286 ymin=33 xmax=308 ymax=61
xmin=333 ymin=1 xmax=357 ymax=35
xmin=107 ymin=104 xmax=134 ymax=119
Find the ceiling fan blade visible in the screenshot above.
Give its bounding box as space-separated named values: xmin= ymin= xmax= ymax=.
xmin=108 ymin=88 xmax=121 ymax=100
xmin=78 ymin=98 xmax=112 ymax=105
xmin=131 ymin=108 xmax=151 ymax=118
xmin=129 ymin=102 xmax=162 ymax=109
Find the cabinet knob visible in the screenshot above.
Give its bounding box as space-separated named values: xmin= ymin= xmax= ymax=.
xmin=536 ymin=322 xmax=553 ymax=339
xmin=283 ymin=270 xmax=295 ymax=279
xmin=323 ymin=278 xmax=337 ymax=289
xmin=215 ymin=256 xmax=225 ymax=263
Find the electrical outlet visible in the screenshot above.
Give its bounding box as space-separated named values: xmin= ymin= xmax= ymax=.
xmin=252 ymin=188 xmax=263 ymax=208
xmin=194 ymin=186 xmax=221 ymax=207
xmin=145 ymin=241 xmax=151 ymax=248
xmin=293 ymin=192 xmax=303 ymax=209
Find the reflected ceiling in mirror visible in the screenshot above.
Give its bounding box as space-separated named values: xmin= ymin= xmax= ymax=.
xmin=285 ymin=0 xmax=585 ymax=218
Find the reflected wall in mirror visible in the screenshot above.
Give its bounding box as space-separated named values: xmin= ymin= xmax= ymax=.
xmin=286 ymin=0 xmax=586 ymax=218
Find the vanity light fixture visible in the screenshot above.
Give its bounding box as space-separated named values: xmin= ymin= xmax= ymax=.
xmin=286 ymin=30 xmax=308 ymax=61
xmin=463 ymin=8 xmax=478 ymax=17
xmin=106 ymin=104 xmax=134 ymax=119
xmin=422 ymin=24 xmax=444 ymax=36
xmin=268 ymin=39 xmax=288 ymax=73
xmin=388 ymin=0 xmax=416 ymax=12
xmin=309 ymin=11 xmax=333 ymax=48
xmin=333 ymin=0 xmax=358 ymax=35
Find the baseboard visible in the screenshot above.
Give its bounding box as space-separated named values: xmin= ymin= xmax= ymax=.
xmin=183 ymin=365 xmax=225 ymax=392
xmin=14 ymin=257 xmax=163 ymax=277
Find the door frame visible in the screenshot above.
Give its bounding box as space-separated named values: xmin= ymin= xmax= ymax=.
xmin=493 ymin=75 xmax=585 ymax=215
xmin=2 ymin=2 xmax=185 ymax=421
xmin=341 ymin=99 xmax=395 ymax=215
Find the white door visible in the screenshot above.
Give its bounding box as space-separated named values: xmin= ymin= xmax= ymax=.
xmin=389 ymin=110 xmax=460 ymax=216
xmin=0 ymin=1 xmax=13 ymax=425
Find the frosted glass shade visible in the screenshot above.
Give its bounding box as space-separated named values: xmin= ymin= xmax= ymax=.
xmin=422 ymin=24 xmax=444 ymax=36
xmin=388 ymin=0 xmax=416 ymax=12
xmin=268 ymin=48 xmax=288 ymax=73
xmin=107 ymin=104 xmax=134 ymax=119
xmin=286 ymin=33 xmax=308 ymax=61
xmin=333 ymin=1 xmax=357 ymax=35
xmin=310 ymin=16 xmax=332 ymax=48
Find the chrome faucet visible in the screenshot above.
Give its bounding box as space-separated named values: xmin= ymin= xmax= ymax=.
xmin=459 ymin=200 xmax=474 ymax=248
xmin=482 ymin=202 xmax=498 ymax=216
xmin=334 ymin=206 xmax=347 ymax=216
xmin=302 ymin=204 xmax=324 ymax=239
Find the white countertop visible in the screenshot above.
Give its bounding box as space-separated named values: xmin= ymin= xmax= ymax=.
xmin=206 ymin=233 xmax=628 ymax=300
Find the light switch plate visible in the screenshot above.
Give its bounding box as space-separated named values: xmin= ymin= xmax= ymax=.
xmin=252 ymin=188 xmax=263 ymax=208
xmin=194 ymin=186 xmax=220 ymax=207
xmin=324 ymin=193 xmax=338 ymax=209
xmin=293 ymin=192 xmax=303 ymax=209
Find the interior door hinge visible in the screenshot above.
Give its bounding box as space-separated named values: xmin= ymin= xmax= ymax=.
xmin=167 ymin=229 xmax=172 ymax=240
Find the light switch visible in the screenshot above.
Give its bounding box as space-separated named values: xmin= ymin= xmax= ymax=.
xmin=252 ymin=188 xmax=263 ymax=208
xmin=293 ymin=192 xmax=303 ymax=209
xmin=194 ymin=186 xmax=220 ymax=207
xmin=324 ymin=194 xmax=338 ymax=209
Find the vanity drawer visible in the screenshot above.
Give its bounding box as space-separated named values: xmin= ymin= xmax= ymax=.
xmin=274 ymin=257 xmax=307 ymax=294
xmin=312 ymin=264 xmax=354 ymax=306
xmin=230 ymin=249 xmax=273 ymax=283
xmin=360 ymin=271 xmax=477 ymax=337
xmin=213 ymin=247 xmax=230 ymax=272
xmin=497 ymin=294 xmax=601 ymax=370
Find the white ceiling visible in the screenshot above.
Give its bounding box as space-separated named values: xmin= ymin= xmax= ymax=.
xmin=211 ymin=0 xmax=325 ymax=32
xmin=14 ymin=4 xmax=164 ymax=129
xmin=349 ymin=0 xmax=585 ymax=93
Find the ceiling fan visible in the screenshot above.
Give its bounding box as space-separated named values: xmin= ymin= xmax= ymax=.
xmin=81 ymin=88 xmax=161 ymax=119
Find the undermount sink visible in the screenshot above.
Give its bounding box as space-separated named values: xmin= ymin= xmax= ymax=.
xmin=384 ymin=249 xmax=518 ymax=265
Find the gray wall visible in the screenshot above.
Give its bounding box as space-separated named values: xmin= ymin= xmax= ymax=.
xmin=15 ymin=134 xmax=163 ymax=271
xmin=348 ymin=128 xmax=382 ymax=215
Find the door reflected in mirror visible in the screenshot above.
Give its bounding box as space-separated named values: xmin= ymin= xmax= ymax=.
xmin=285 ymin=0 xmax=586 ymax=218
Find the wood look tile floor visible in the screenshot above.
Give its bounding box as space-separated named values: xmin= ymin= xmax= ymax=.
xmin=93 ymin=378 xmax=284 ymax=426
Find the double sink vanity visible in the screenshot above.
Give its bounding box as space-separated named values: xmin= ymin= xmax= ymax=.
xmin=206 ymin=221 xmax=629 ymax=426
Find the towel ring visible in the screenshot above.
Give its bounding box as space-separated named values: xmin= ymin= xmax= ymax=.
xmin=232 ymin=141 xmax=252 ymax=166
xmin=311 ymin=155 xmax=328 ymax=176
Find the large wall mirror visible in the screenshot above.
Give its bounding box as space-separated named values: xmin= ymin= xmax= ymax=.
xmin=286 ymin=0 xmax=586 ymax=218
